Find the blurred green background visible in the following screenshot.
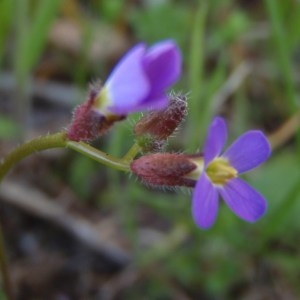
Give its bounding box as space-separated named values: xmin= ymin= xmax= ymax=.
xmin=0 ymin=0 xmax=300 ymax=299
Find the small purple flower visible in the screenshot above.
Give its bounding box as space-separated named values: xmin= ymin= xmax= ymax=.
xmin=191 ymin=117 xmax=271 ymax=229
xmin=94 ymin=40 xmax=182 ymax=115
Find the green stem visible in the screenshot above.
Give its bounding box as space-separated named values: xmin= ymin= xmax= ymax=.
xmin=122 ymin=143 xmax=141 ymax=162
xmin=0 ymin=132 xmax=67 ymax=182
xmin=0 ymin=223 xmax=13 ymax=300
xmin=0 ymin=132 xmax=132 ymax=181
xmin=67 ymin=141 xmax=130 ymax=172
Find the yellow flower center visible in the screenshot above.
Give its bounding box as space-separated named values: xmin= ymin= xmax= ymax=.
xmin=206 ymin=157 xmax=237 ymax=185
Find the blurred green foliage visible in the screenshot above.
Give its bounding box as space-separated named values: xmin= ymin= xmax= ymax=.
xmin=129 ymin=2 xmax=191 ymax=48
xmin=0 ymin=116 xmax=19 ymax=139
xmin=1 ymin=0 xmax=300 ymax=299
xmin=0 ymin=0 xmax=13 ymax=66
xmin=14 ymin=0 xmax=61 ymax=80
xmin=68 ymin=154 xmax=100 ymax=199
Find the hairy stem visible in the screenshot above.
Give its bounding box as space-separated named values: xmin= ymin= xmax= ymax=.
xmin=0 ymin=132 xmax=67 ymax=182
xmin=67 ymin=141 xmax=130 ymax=172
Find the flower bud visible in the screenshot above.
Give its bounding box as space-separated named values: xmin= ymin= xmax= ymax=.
xmin=134 ymin=93 xmax=188 ymax=140
xmin=130 ymin=153 xmax=200 ymax=188
xmin=67 ymin=83 xmax=125 ymax=142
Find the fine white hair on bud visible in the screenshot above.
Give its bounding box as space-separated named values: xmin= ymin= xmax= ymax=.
xmin=134 ymin=92 xmax=188 ymax=140
xmin=130 ymin=153 xmax=202 ymax=188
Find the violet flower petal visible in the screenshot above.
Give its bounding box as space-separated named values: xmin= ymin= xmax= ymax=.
xmin=204 ymin=117 xmax=227 ymax=165
xmin=192 ymin=174 xmax=219 ymax=229
xmin=105 ymin=44 xmax=150 ymax=114
xmin=223 ymin=131 xmax=271 ymax=174
xmin=219 ymin=178 xmax=267 ymax=222
xmin=125 ymin=94 xmax=168 ymax=112
xmin=143 ymin=40 xmax=181 ymax=96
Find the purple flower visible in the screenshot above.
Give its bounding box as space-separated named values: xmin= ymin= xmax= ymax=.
xmin=191 ymin=117 xmax=271 ymax=229
xmin=94 ymin=40 xmax=182 ymax=115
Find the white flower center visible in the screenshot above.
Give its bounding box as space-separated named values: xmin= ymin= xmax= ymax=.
xmin=94 ymin=86 xmax=113 ymax=116
xmin=184 ymin=157 xmax=205 ymax=180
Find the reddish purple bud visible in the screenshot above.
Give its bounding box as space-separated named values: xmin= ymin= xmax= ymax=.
xmin=134 ymin=93 xmax=187 ymax=140
xmin=67 ymin=83 xmax=125 ymax=142
xmin=130 ymin=153 xmax=198 ymax=188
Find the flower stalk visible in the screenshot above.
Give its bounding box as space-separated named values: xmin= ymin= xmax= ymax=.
xmin=0 ymin=132 xmax=67 ymax=182
xmin=66 ymin=141 xmax=131 ymax=172
xmin=122 ymin=143 xmax=141 ymax=162
xmin=0 ymin=132 xmax=138 ymax=182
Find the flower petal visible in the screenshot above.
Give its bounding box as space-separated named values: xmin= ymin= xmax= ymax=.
xmin=105 ymin=44 xmax=150 ymax=114
xmin=219 ymin=178 xmax=267 ymax=222
xmin=223 ymin=131 xmax=271 ymax=174
xmin=204 ymin=117 xmax=227 ymax=165
xmin=143 ymin=40 xmax=181 ymax=95
xmin=125 ymin=95 xmax=168 ymax=112
xmin=192 ymin=174 xmax=219 ymax=229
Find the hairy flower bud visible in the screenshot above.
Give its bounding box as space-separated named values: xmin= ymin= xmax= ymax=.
xmin=67 ymin=83 xmax=125 ymax=142
xmin=134 ymin=93 xmax=187 ymax=140
xmin=130 ymin=153 xmax=200 ymax=188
